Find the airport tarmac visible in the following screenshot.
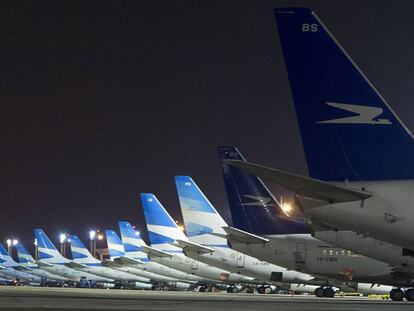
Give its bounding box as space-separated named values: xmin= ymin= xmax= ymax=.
xmin=0 ymin=287 xmax=412 ymax=311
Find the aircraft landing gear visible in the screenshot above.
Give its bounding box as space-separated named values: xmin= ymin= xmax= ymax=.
xmin=404 ymin=288 xmax=414 ymax=301
xmin=314 ymin=287 xmax=335 ymax=298
xmin=227 ymin=286 xmax=237 ymax=293
xmin=314 ymin=287 xmax=324 ymax=297
xmin=390 ymin=288 xmax=404 ymax=301
xmin=323 ymin=287 xmax=335 ymax=298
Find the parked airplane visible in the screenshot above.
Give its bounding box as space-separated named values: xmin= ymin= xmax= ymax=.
xmin=105 ymin=229 xmax=192 ymax=290
xmin=117 ymin=221 xmax=203 ymax=283
xmin=0 ymin=243 xmax=41 ymax=283
xmin=67 ymin=234 xmax=152 ymax=289
xmin=15 ymin=242 xmax=71 ymax=282
xmin=140 ymin=193 xmax=256 ymax=291
xmin=218 ymin=146 xmax=398 ymax=297
xmin=34 ymin=229 xmax=112 ymax=283
xmin=225 ymin=7 xmax=414 ymax=301
xmin=174 ymin=175 xmax=320 ymax=294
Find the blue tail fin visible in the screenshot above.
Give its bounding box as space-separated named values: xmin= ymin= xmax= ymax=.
xmin=141 ymin=193 xmax=187 ymax=245
xmin=68 ymin=235 xmax=100 ymax=264
xmin=140 ymin=193 xmax=187 ymax=254
xmin=34 ymin=229 xmax=67 ymax=263
xmin=274 ymin=7 xmax=414 ymax=181
xmin=175 ymin=175 xmax=229 ymax=247
xmin=118 ymin=221 xmax=149 ymax=261
xmin=218 ymin=146 xmax=309 ymax=235
xmin=105 ymin=230 xmax=126 ymax=259
xmin=15 ymin=243 xmax=35 ymax=264
xmin=0 ymin=243 xmax=17 ymax=266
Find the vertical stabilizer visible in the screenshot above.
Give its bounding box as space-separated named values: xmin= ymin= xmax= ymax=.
xmin=274 ymin=7 xmax=414 ymax=181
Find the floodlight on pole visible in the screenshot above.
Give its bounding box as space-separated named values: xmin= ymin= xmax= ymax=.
xmin=89 ymin=230 xmax=97 ymax=257
xmin=59 ymin=233 xmax=66 ymax=256
xmin=34 ymin=238 xmax=38 ymax=260
xmin=89 ymin=230 xmax=96 ymax=240
xmin=59 ymin=234 xmax=66 ymax=244
xmin=6 ymin=239 xmax=12 ymax=254
xmin=12 ymin=239 xmax=18 ymax=246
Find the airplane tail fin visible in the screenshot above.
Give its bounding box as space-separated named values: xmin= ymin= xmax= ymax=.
xmin=218 ymin=146 xmax=310 ymax=235
xmin=140 ymin=193 xmax=186 ymax=253
xmin=175 ymin=176 xmax=228 ymax=247
xmin=118 ymin=221 xmax=149 ymax=261
xmin=15 ymin=243 xmax=35 ymax=265
xmin=68 ymin=235 xmax=100 ymax=264
xmin=33 ymin=229 xmax=67 ymax=263
xmin=105 ymin=230 xmax=126 ymax=260
xmin=0 ymin=243 xmax=17 ymax=266
xmin=274 ymin=7 xmax=414 ymax=181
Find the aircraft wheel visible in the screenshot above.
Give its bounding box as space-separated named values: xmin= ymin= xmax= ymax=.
xmin=323 ymin=287 xmax=335 ymax=298
xmin=257 ymin=286 xmax=266 ymax=294
xmin=199 ymin=286 xmax=206 ymax=292
xmin=226 ymin=286 xmax=234 ymax=293
xmin=390 ymin=288 xmax=404 ymax=301
xmin=404 ymin=288 xmax=414 ymax=301
xmin=314 ymin=287 xmax=324 ymax=297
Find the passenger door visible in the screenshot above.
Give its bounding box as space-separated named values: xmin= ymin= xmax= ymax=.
xmin=236 ymin=252 xmax=245 ymax=268
xmin=191 ymin=259 xmax=199 ymax=270
xmin=296 ymin=242 xmax=306 ymax=263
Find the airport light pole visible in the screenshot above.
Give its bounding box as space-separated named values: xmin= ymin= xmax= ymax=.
xmin=89 ymin=230 xmax=96 ymax=257
xmin=59 ymin=233 xmax=66 ymax=257
xmin=6 ymin=239 xmax=11 ymax=254
xmin=34 ymin=239 xmax=38 ymax=261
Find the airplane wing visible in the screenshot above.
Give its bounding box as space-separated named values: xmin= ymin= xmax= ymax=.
xmin=175 ymin=240 xmax=214 ymax=254
xmin=36 ymin=261 xmax=54 ymax=268
xmin=140 ymin=246 xmax=172 ymax=258
xmin=225 ymin=160 xmax=372 ymax=204
xmin=222 ymin=226 xmax=269 ymax=244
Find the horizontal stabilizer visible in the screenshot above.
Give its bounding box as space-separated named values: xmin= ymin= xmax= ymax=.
xmin=175 ymin=239 xmax=214 ymax=254
xmin=140 ymin=246 xmax=172 ymax=258
xmin=36 ymin=261 xmax=54 ymax=268
xmin=223 ymin=226 xmax=269 ymax=244
xmin=101 ymin=260 xmax=119 ymax=268
xmin=14 ymin=266 xmax=31 ymax=271
xmin=226 ymin=160 xmax=372 ymax=203
xmin=116 ymin=256 xmax=145 ymax=266
xmin=65 ymin=261 xmax=88 ymax=270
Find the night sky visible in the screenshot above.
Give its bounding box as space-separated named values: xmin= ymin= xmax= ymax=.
xmin=1 ymin=0 xmax=414 ymax=250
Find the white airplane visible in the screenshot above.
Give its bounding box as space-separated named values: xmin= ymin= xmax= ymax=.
xmin=104 ymin=228 xmax=193 ymax=290
xmin=174 ymin=175 xmax=320 ymax=294
xmin=140 ymin=193 xmax=256 ymax=291
xmin=116 ymin=221 xmax=204 ymax=284
xmin=67 ymin=234 xmax=152 ymax=289
xmin=226 ymin=7 xmax=414 ymax=301
xmin=0 ymin=242 xmax=41 ymax=283
xmin=15 ymin=242 xmax=71 ymax=282
xmin=218 ymin=146 xmax=398 ymax=297
xmin=33 ymin=228 xmax=112 ymax=283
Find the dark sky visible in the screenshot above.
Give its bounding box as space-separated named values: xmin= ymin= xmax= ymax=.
xmin=1 ymin=0 xmax=414 ymax=250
